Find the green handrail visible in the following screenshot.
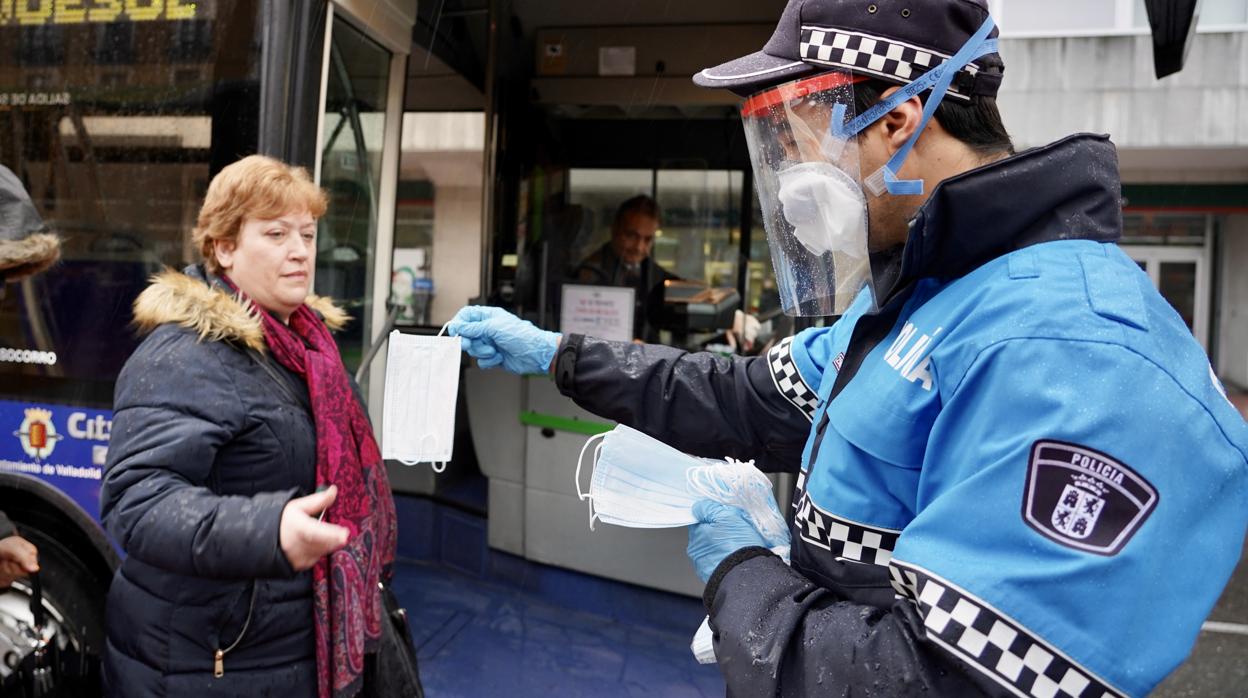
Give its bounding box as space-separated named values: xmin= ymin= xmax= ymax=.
xmin=519 ymin=411 xmax=613 ymax=437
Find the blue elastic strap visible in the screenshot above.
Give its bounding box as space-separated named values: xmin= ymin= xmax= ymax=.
xmin=830 ymin=16 xmax=998 ymax=195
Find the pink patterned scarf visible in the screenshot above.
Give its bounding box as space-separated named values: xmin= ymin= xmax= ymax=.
xmin=225 ymin=277 xmax=397 ymax=698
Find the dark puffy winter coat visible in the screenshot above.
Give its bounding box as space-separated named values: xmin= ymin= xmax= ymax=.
xmin=100 ymin=265 xmax=349 ymax=697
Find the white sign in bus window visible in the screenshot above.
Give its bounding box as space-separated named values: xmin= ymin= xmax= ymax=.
xmin=561 ymin=284 xmax=635 ymax=343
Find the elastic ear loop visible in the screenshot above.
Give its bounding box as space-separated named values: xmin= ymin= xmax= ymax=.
xmin=430 ymin=322 xmax=455 ymax=472
xmin=686 ymin=465 xmax=735 ymax=503
xmin=396 ymin=431 xmax=448 ymax=473
xmin=575 ymin=433 xmax=607 ymax=530
xmin=687 ymin=458 xmax=785 ymax=542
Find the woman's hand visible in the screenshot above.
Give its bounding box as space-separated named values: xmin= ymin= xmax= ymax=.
xmin=280 ymin=486 xmax=349 ymax=571
xmin=0 ymin=535 xmax=39 ymax=587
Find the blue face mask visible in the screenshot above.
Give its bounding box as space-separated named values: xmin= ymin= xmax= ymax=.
xmin=574 ymin=425 xmax=795 ymax=547
xmin=575 ymin=425 xmax=704 ymax=530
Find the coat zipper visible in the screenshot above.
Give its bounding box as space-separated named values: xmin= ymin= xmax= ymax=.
xmin=214 ymin=581 xmax=259 ymax=678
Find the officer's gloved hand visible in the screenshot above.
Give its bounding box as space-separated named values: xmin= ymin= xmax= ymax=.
xmin=687 ymin=500 xmax=770 ymax=583
xmin=447 ymin=306 xmax=561 ymax=375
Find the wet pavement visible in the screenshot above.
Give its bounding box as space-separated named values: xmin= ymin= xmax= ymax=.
xmin=393 ymin=551 xmax=1246 ymax=697
xmin=391 ymin=559 xmax=724 ymax=697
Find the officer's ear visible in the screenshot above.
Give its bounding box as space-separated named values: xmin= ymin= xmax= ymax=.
xmin=874 ymin=86 xmax=925 ymax=157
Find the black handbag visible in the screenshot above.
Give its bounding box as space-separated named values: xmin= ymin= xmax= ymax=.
xmin=367 ymin=582 xmax=425 ymax=697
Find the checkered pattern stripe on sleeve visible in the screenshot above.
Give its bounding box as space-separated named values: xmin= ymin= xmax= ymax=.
xmin=792 ymin=470 xmax=808 ymax=512
xmin=889 ymin=561 xmax=1127 ymax=698
xmin=794 ymin=493 xmax=899 ymax=567
xmin=798 ymin=27 xmax=982 ymax=99
xmin=768 ymin=335 xmax=819 ymax=422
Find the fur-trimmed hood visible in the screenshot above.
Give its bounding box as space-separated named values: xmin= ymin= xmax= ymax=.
xmin=1 ymin=164 xmax=60 ymax=281
xmin=132 ymin=266 xmax=349 ymax=353
xmin=0 ymin=232 xmax=60 ymax=280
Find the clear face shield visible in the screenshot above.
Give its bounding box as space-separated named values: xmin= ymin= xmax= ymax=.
xmin=742 ymin=71 xmax=873 ymax=317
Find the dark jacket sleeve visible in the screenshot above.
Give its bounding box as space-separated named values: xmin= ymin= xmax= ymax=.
xmin=0 ymin=510 xmax=14 ymax=539
xmin=703 ymin=550 xmax=995 ymax=697
xmin=554 ymin=334 xmax=812 ymax=472
xmin=100 ymin=328 xmax=297 ymax=580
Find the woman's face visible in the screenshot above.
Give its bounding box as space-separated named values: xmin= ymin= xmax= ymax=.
xmin=215 ymin=210 xmax=317 ymax=322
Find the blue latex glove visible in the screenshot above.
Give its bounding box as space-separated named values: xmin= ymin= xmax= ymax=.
xmin=687 ymin=500 xmax=770 ymax=583
xmin=446 ymin=306 xmax=561 ymax=375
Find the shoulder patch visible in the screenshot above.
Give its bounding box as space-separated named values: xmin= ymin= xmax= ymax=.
xmin=1022 ymin=440 xmax=1158 ymax=556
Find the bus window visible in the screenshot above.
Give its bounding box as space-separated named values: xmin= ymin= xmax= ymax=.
xmin=0 ymin=0 xmax=262 ymax=407
xmin=746 ymin=192 xmax=784 ymax=319
xmin=559 ymin=167 xmax=745 ymax=347
xmin=317 ymin=18 xmax=393 ymax=375
xmin=566 ymin=169 xmax=652 ymax=267
xmin=654 ymin=169 xmax=743 ymax=290
xmin=393 ymin=112 xmax=486 ymax=329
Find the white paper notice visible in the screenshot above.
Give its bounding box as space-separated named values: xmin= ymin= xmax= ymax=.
xmin=560 ymin=284 xmax=636 ymax=342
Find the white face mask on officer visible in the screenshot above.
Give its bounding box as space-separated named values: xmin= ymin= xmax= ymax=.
xmin=777 ymin=162 xmax=868 ymax=259
xmin=740 ymin=70 xmax=876 ymax=316
xmin=382 ymin=330 xmax=461 ymax=473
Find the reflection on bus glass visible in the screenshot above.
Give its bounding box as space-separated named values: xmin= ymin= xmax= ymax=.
xmin=0 ymin=0 xmax=259 ymax=405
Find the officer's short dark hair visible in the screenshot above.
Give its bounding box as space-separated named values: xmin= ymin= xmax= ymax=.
xmin=853 ymin=70 xmax=1014 ymax=159
xmin=614 ymin=195 xmax=661 ymax=228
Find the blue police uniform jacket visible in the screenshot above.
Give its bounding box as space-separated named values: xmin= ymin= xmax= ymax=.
xmin=554 ymin=134 xmax=1248 ymax=697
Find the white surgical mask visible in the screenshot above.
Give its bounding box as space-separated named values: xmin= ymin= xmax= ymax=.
xmin=382 ymin=329 xmax=461 ymax=473
xmin=575 ymin=425 xmax=704 ymax=529
xmin=776 ymin=162 xmax=868 ymax=259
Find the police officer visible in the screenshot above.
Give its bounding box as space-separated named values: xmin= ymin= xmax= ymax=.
xmin=448 ymin=1 xmax=1248 ymax=695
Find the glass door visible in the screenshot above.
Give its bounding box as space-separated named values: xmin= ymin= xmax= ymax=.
xmin=1128 ymin=245 xmax=1210 ymax=349
xmin=316 ymin=16 xmax=392 ymax=374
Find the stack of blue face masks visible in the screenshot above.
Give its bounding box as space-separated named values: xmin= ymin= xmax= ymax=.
xmin=575 ymin=424 xmax=704 ymax=529
xmin=575 ymin=424 xmax=790 ymax=547
xmin=575 ymin=424 xmax=792 ymax=665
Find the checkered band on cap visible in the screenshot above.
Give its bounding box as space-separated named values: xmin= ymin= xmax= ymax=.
xmin=768 ymin=335 xmax=819 ymax=422
xmin=799 ymin=27 xmax=983 ymax=100
xmin=890 ymin=561 xmax=1127 ymax=698
xmin=794 ymin=493 xmax=899 ymax=567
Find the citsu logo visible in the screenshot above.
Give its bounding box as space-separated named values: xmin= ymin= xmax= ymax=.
xmin=882 ymin=322 xmax=942 ymax=391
